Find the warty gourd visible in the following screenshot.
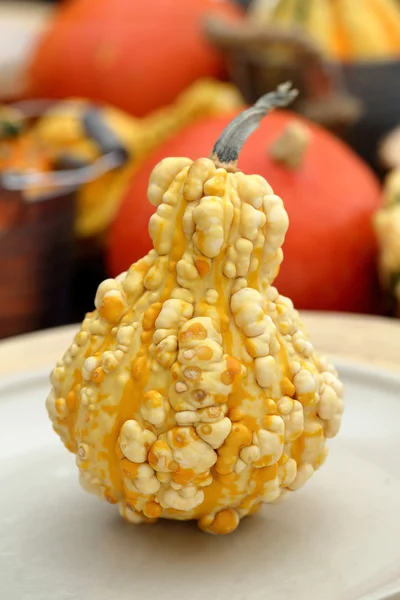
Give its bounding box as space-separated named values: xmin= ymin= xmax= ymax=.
xmin=46 ymin=84 xmax=344 ymax=534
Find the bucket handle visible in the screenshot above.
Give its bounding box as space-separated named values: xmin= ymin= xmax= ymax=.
xmin=0 ymin=103 xmax=129 ymax=197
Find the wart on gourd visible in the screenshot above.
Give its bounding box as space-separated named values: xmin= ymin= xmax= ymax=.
xmin=47 ymin=83 xmax=344 ymax=534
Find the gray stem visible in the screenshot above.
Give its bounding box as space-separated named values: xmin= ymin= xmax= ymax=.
xmin=211 ymin=82 xmax=298 ymax=165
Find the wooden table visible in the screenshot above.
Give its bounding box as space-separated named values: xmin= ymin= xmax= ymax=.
xmin=0 ymin=312 xmax=399 ymax=377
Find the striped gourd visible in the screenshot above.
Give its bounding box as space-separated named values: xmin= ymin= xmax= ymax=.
xmin=249 ymin=0 xmax=400 ymax=60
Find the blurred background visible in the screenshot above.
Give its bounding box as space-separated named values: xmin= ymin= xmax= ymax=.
xmin=1 ymin=0 xmax=400 ymax=340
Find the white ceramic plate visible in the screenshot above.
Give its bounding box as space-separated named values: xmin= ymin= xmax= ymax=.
xmin=1 ymin=362 xmax=400 ymax=600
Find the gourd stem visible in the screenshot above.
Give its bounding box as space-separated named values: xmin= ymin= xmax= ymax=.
xmin=211 ymin=82 xmax=298 ymax=168
xmin=269 ymin=121 xmax=310 ymax=170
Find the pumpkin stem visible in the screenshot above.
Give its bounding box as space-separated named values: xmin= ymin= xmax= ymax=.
xmin=269 ymin=121 xmax=310 ymax=169
xmin=210 ymin=82 xmax=298 ymax=170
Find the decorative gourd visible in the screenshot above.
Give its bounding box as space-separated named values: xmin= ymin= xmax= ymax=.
xmin=109 ymin=108 xmax=381 ymax=313
xmin=249 ymin=0 xmax=400 ymax=61
xmin=26 ymin=0 xmax=242 ymax=117
xmin=373 ymin=169 xmax=400 ymax=316
xmin=0 ymin=80 xmax=244 ymax=238
xmin=379 ymin=125 xmax=400 ymax=172
xmin=47 ymin=85 xmax=344 ymax=534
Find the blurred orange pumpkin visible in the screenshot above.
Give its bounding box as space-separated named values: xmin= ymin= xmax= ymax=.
xmin=108 ymin=109 xmax=382 ymax=313
xmin=26 ymin=0 xmax=242 ymax=117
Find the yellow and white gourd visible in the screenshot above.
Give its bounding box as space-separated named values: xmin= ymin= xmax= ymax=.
xmin=249 ymin=0 xmax=400 ymax=61
xmin=46 ymin=84 xmax=344 ymax=534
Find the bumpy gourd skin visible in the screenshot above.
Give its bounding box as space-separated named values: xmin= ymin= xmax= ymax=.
xmin=46 ymin=154 xmax=344 ymax=534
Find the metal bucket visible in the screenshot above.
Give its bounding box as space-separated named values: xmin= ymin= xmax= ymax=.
xmin=205 ymin=18 xmax=363 ymax=137
xmin=0 ymin=103 xmax=129 ymax=339
xmin=0 ymin=185 xmax=76 ymax=338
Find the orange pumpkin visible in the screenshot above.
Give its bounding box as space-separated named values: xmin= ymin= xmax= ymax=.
xmin=26 ymin=0 xmax=242 ymax=117
xmin=108 ymin=109 xmax=382 ymax=313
